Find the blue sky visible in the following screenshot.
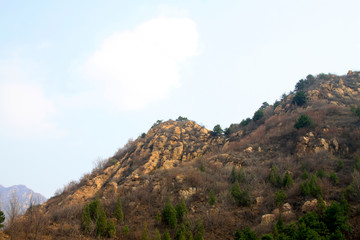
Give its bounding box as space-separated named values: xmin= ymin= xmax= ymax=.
xmin=1 ymin=0 xmax=359 ymax=198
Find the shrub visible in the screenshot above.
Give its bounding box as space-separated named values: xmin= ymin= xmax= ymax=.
xmin=230 ymin=166 xmax=239 ymax=183
xmin=337 ymin=160 xmax=344 ymax=171
xmin=152 ymin=120 xmax=163 ymax=128
xmin=176 ymin=116 xmax=188 ymax=121
xmin=240 ymin=118 xmax=251 ymax=126
xmin=115 ymin=196 xmax=124 ymax=223
xmin=89 ymin=198 xmax=100 ymax=220
xmin=154 ymin=229 xmax=161 ymax=240
xmin=316 ymin=169 xmax=326 ymax=179
xmin=253 ymin=109 xmax=264 ymax=122
xmin=230 ymin=181 xmax=251 ymax=207
xmin=295 ymin=75 xmax=316 ymax=92
xmin=269 ymin=165 xmax=282 ymax=188
xmin=162 ymin=197 xmax=177 ymax=229
xmin=211 ymin=124 xmax=223 ymax=136
xmin=292 ymin=91 xmax=307 ymax=106
xmin=300 ymin=175 xmax=322 ymax=198
xmin=122 ymin=225 xmax=130 ymax=235
xmin=199 ymin=161 xmax=205 ymax=172
xmin=294 ymin=114 xmax=313 ymax=129
xmin=329 ymin=172 xmax=339 ymax=184
xmin=194 ymin=219 xmax=205 ymax=240
xmin=141 ymin=223 xmax=150 ymax=240
xmin=302 ymin=170 xmax=309 ymax=180
xmin=274 ymin=190 xmax=287 ymax=206
xmin=208 ymin=189 xmax=217 ymax=206
xmin=234 ymin=226 xmax=258 ymax=240
xmin=351 ymin=106 xmax=360 ymax=118
xmin=0 ymin=209 xmax=5 ymax=228
xmin=354 ymin=155 xmax=360 ymax=171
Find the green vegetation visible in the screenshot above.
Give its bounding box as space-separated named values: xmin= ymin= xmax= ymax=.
xmin=230 ymin=180 xmax=251 ymax=207
xmin=107 ymin=219 xmax=116 ymax=238
xmin=234 ymin=226 xmax=258 ymax=240
xmin=230 ymin=166 xmax=239 ymax=183
xmin=95 ymin=203 xmax=108 ymax=237
xmin=282 ymin=171 xmax=294 ymax=188
xmin=162 ymin=197 xmax=177 ymax=229
xmin=329 ymin=172 xmax=339 ymax=184
xmin=175 ymin=199 xmax=188 ymax=222
xmin=300 ymin=175 xmax=322 ymax=198
xmin=337 ymin=159 xmax=344 ymax=170
xmin=123 ymin=225 xmax=130 ymax=235
xmin=350 ymin=105 xmax=360 ymax=118
xmin=234 ymin=199 xmax=351 ymax=240
xmin=154 ymin=229 xmax=161 ymax=240
xmin=354 ymin=155 xmax=360 ymax=171
xmin=176 ymin=116 xmax=188 ymax=121
xmin=152 ymin=120 xmax=163 ymax=128
xmin=294 ymin=114 xmax=313 ymax=129
xmin=0 ymin=209 xmax=5 ymax=228
xmin=194 ymin=219 xmax=205 ymax=240
xmin=295 ymin=74 xmax=316 ymax=92
xmin=199 ymin=161 xmax=205 ymax=172
xmin=292 ymin=91 xmax=307 ymax=106
xmin=253 ymin=109 xmax=264 ymax=122
xmin=211 ymin=124 xmax=224 ymax=136
xmin=274 ymin=190 xmax=286 ymax=206
xmin=301 ymin=170 xmax=309 ymax=180
xmin=240 ymin=118 xmax=251 ymax=126
xmin=269 ymin=165 xmax=282 ymax=188
xmin=141 ymin=223 xmax=150 ymax=240
xmin=316 ymin=169 xmax=326 ymax=179
xmin=162 ymin=230 xmax=171 ymax=240
xmin=115 ymin=195 xmax=124 ymax=223
xmin=81 ymin=204 xmax=91 ymax=233
xmin=208 ymin=189 xmax=217 ymax=206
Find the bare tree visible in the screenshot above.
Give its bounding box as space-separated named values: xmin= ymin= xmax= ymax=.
xmin=23 ymin=194 xmax=48 ymax=240
xmin=6 ymin=192 xmax=21 ymax=226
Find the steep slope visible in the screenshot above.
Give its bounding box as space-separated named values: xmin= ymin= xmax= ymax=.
xmin=0 ymin=185 xmax=47 ymax=218
xmin=6 ymin=71 xmax=360 ymax=239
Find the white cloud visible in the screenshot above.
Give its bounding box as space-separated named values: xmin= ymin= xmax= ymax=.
xmin=0 ymin=82 xmax=62 ymax=138
xmin=82 ymin=16 xmax=199 ymax=110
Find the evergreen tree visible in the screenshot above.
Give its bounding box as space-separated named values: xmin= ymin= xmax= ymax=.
xmin=115 ymin=195 xmax=124 ymax=223
xmin=154 ymin=229 xmax=161 ymax=240
xmin=292 ymin=91 xmax=307 ymax=106
xmin=141 ymin=223 xmax=150 ymax=240
xmin=211 ymin=124 xmax=223 ymax=136
xmin=89 ymin=198 xmax=100 ymax=220
xmin=194 ymin=219 xmax=205 ymax=240
xmin=81 ymin=203 xmax=92 ymax=233
xmin=162 ymin=230 xmax=172 ymax=240
xmin=123 ymin=225 xmax=130 ymax=236
xmin=107 ymin=219 xmax=116 ymax=238
xmin=95 ymin=203 xmax=108 ymax=237
xmin=162 ymin=197 xmax=177 ymax=229
xmin=294 ymin=114 xmax=313 ymax=129
xmin=234 ymin=226 xmax=258 ymax=240
xmin=208 ymin=189 xmax=217 ymax=206
xmin=230 ymin=180 xmax=251 ymax=207
xmin=316 ymin=196 xmax=326 ymax=215
xmin=269 ymin=165 xmax=282 ymax=188
xmin=230 ymin=166 xmax=239 ymax=183
xmin=175 ymin=199 xmax=188 ymax=222
xmin=253 ymin=109 xmax=264 ymax=122
xmin=283 ymin=171 xmax=294 ymax=188
xmin=274 ymin=190 xmax=286 ymax=206
xmin=0 ymin=209 xmax=5 ymax=228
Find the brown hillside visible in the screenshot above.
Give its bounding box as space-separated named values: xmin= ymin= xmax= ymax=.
xmin=5 ymin=71 xmax=360 ymax=239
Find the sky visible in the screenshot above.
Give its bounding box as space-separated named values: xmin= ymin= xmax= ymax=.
xmin=1 ymin=0 xmax=360 ymax=198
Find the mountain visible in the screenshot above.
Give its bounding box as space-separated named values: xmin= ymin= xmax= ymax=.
xmin=0 ymin=185 xmax=47 ymax=218
xmin=4 ymin=71 xmax=360 ymax=239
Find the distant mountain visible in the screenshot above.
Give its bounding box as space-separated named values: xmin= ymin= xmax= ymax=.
xmin=0 ymin=185 xmax=47 ymax=217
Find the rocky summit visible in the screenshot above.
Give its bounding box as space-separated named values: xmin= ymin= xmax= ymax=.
xmin=3 ymin=71 xmax=360 ymax=239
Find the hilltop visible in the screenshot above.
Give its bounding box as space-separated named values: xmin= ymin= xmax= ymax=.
xmin=3 ymin=71 xmax=360 ymax=239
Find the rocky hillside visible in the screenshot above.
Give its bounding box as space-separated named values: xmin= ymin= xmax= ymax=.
xmin=4 ymin=71 xmax=360 ymax=239
xmin=0 ymin=185 xmax=47 ymax=218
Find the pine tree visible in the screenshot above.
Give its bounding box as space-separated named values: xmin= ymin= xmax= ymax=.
xmin=95 ymin=203 xmax=108 ymax=237
xmin=154 ymin=229 xmax=161 ymax=240
xmin=161 ymin=230 xmax=172 ymax=240
xmin=194 ymin=219 xmax=205 ymax=240
xmin=208 ymin=189 xmax=217 ymax=206
xmin=162 ymin=197 xmax=177 ymax=229
xmin=81 ymin=203 xmax=92 ymax=233
xmin=175 ymin=199 xmax=188 ymax=222
xmin=141 ymin=223 xmax=150 ymax=240
xmin=283 ymin=171 xmax=294 ymax=188
xmin=107 ymin=219 xmax=116 ymax=238
xmin=230 ymin=166 xmax=239 ymax=183
xmin=115 ymin=195 xmax=124 ymax=223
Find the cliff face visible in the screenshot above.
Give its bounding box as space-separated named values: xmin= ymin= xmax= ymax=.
xmin=17 ymin=72 xmax=360 ymax=239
